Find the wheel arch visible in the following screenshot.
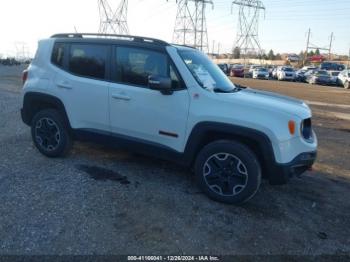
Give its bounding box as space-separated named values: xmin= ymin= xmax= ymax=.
xmin=21 ymin=92 xmax=71 ymax=129
xmin=183 ymin=122 xmax=276 ymax=179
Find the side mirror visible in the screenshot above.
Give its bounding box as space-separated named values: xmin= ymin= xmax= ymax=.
xmin=148 ymin=75 xmax=173 ymax=95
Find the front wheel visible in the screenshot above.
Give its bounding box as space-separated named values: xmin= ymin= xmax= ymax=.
xmin=194 ymin=140 xmax=261 ymax=204
xmin=31 ymin=109 xmax=72 ymax=157
xmin=344 ymin=81 xmax=350 ymax=89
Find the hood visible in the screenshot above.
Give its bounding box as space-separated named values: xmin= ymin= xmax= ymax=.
xmin=221 ymin=87 xmax=311 ymax=119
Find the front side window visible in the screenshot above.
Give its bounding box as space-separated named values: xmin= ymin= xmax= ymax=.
xmin=116 ymin=47 xmax=177 ymax=87
xmin=178 ymin=49 xmax=235 ymax=92
xmin=68 ymin=44 xmax=108 ymax=80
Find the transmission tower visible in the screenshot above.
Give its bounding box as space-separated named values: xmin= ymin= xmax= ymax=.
xmin=231 ymin=0 xmax=265 ymax=58
xmin=14 ymin=42 xmax=30 ymax=61
xmin=172 ymin=0 xmax=213 ymax=53
xmin=98 ymin=0 xmax=129 ymax=35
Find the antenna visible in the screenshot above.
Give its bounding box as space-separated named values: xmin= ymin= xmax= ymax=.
xmin=231 ymin=0 xmax=265 ymax=60
xmin=98 ymin=0 xmax=129 ymax=35
xmin=171 ymin=0 xmax=213 ymax=52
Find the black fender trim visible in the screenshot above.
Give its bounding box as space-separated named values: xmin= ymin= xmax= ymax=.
xmin=21 ymin=92 xmax=70 ymax=128
xmin=182 ymin=122 xmax=289 ymax=184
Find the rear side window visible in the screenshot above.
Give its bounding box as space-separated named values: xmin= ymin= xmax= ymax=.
xmin=116 ymin=47 xmax=180 ymax=88
xmin=68 ymin=44 xmax=108 ymax=80
xmin=51 ymin=43 xmax=65 ymax=68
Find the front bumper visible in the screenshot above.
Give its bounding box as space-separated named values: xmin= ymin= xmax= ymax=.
xmin=315 ymin=78 xmax=330 ymax=85
xmin=269 ymin=151 xmax=317 ymax=185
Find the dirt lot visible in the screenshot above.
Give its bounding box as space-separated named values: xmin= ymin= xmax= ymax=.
xmin=0 ymin=65 xmax=350 ymax=256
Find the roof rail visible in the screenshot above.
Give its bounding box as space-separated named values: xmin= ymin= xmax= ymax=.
xmin=50 ymin=33 xmax=169 ymax=46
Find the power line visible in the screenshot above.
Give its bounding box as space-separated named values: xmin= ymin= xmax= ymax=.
xmin=304 ymin=28 xmax=334 ymax=64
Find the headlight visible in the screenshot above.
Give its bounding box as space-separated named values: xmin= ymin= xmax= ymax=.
xmin=301 ymin=118 xmax=313 ymax=142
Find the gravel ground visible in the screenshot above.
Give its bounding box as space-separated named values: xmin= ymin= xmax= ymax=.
xmin=0 ymin=66 xmax=350 ymax=256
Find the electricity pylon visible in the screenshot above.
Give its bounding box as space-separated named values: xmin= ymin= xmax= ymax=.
xmin=98 ymin=0 xmax=129 ymax=35
xmin=172 ymin=0 xmax=213 ymax=53
xmin=231 ymin=0 xmax=265 ymax=58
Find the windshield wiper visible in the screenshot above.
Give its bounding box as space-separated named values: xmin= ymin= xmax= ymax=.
xmin=213 ymin=86 xmax=243 ymax=93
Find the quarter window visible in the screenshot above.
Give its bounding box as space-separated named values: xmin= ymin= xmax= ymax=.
xmin=68 ymin=44 xmax=108 ymax=80
xmin=51 ymin=43 xmax=65 ymax=68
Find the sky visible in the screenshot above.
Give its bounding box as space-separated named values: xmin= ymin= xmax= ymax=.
xmin=0 ymin=0 xmax=349 ymax=58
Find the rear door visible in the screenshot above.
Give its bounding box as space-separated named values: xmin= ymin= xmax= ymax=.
xmin=52 ymin=42 xmax=111 ymax=131
xmin=108 ymin=45 xmax=190 ymax=152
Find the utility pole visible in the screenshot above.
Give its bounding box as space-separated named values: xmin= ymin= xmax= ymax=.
xmin=303 ymin=29 xmax=335 ymax=64
xmin=328 ymin=32 xmax=334 ymax=60
xmin=98 ymin=0 xmax=129 ymax=35
xmin=212 ymin=40 xmax=215 ymax=54
xmin=231 ymin=0 xmax=265 ymax=64
xmin=217 ymin=42 xmax=221 ymax=55
xmin=348 ymin=48 xmax=350 ymax=68
xmin=171 ymin=0 xmax=213 ymax=52
xmin=304 ymin=28 xmax=311 ymax=66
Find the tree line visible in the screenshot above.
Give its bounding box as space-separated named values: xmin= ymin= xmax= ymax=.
xmin=231 ymin=47 xmax=322 ymax=60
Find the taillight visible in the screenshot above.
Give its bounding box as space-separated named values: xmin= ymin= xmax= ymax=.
xmin=22 ymin=70 xmax=28 ymax=85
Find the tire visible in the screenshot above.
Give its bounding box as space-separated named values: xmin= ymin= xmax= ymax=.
xmin=31 ymin=109 xmax=72 ymax=157
xmin=344 ymin=81 xmax=350 ymax=89
xmin=194 ymin=140 xmax=261 ymax=204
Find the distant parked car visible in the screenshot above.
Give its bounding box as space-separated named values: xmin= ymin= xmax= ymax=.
xmin=272 ymin=66 xmax=282 ymax=79
xmin=328 ymin=71 xmax=340 ymax=86
xmin=248 ymin=65 xmax=262 ymax=77
xmin=295 ymin=69 xmax=309 ymax=82
xmin=287 ymin=54 xmax=300 ymax=63
xmin=337 ymin=69 xmax=350 ymax=89
xmin=320 ymin=62 xmax=345 ymax=71
xmin=217 ymin=63 xmax=229 ymax=75
xmin=302 ymin=66 xmax=318 ymax=71
xmin=306 ymin=70 xmax=331 ymax=85
xmin=252 ymin=67 xmax=269 ymax=80
xmin=230 ymin=64 xmax=245 ymax=77
xmin=267 ymin=65 xmax=275 ymax=77
xmin=277 ymin=67 xmax=296 ymax=81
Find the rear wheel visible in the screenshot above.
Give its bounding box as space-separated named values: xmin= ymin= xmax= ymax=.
xmin=194 ymin=140 xmax=261 ymax=204
xmin=344 ymin=81 xmax=350 ymax=89
xmin=31 ymin=109 xmax=72 ymax=157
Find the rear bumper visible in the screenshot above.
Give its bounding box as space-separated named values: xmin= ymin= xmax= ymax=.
xmin=268 ymin=151 xmax=317 ymax=185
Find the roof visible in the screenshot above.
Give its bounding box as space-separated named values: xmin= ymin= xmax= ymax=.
xmin=51 ymin=33 xmax=169 ymax=48
xmin=50 ymin=33 xmax=201 ymax=52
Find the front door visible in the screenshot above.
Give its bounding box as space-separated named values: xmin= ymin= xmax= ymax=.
xmin=109 ymin=46 xmax=190 ymax=152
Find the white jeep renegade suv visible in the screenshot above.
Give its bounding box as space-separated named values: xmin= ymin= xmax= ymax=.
xmin=21 ymin=33 xmax=317 ymax=204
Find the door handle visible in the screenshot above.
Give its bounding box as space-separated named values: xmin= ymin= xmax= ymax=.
xmin=57 ymin=81 xmax=73 ymax=89
xmin=112 ymin=93 xmax=131 ymax=101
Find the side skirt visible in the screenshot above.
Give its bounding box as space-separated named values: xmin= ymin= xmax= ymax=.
xmin=72 ymin=129 xmax=188 ymax=167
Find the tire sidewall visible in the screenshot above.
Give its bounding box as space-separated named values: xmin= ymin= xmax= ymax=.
xmin=31 ymin=109 xmax=71 ymax=157
xmin=194 ymin=141 xmax=261 ymax=204
xmin=345 ymin=81 xmax=350 ymax=89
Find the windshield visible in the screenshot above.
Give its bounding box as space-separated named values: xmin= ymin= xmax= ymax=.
xmin=233 ymin=64 xmax=243 ymax=69
xmin=283 ymin=67 xmax=294 ymax=72
xmin=258 ymin=68 xmax=267 ymax=72
xmin=317 ymin=70 xmax=328 ymax=76
xmin=178 ymin=50 xmax=235 ymax=92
